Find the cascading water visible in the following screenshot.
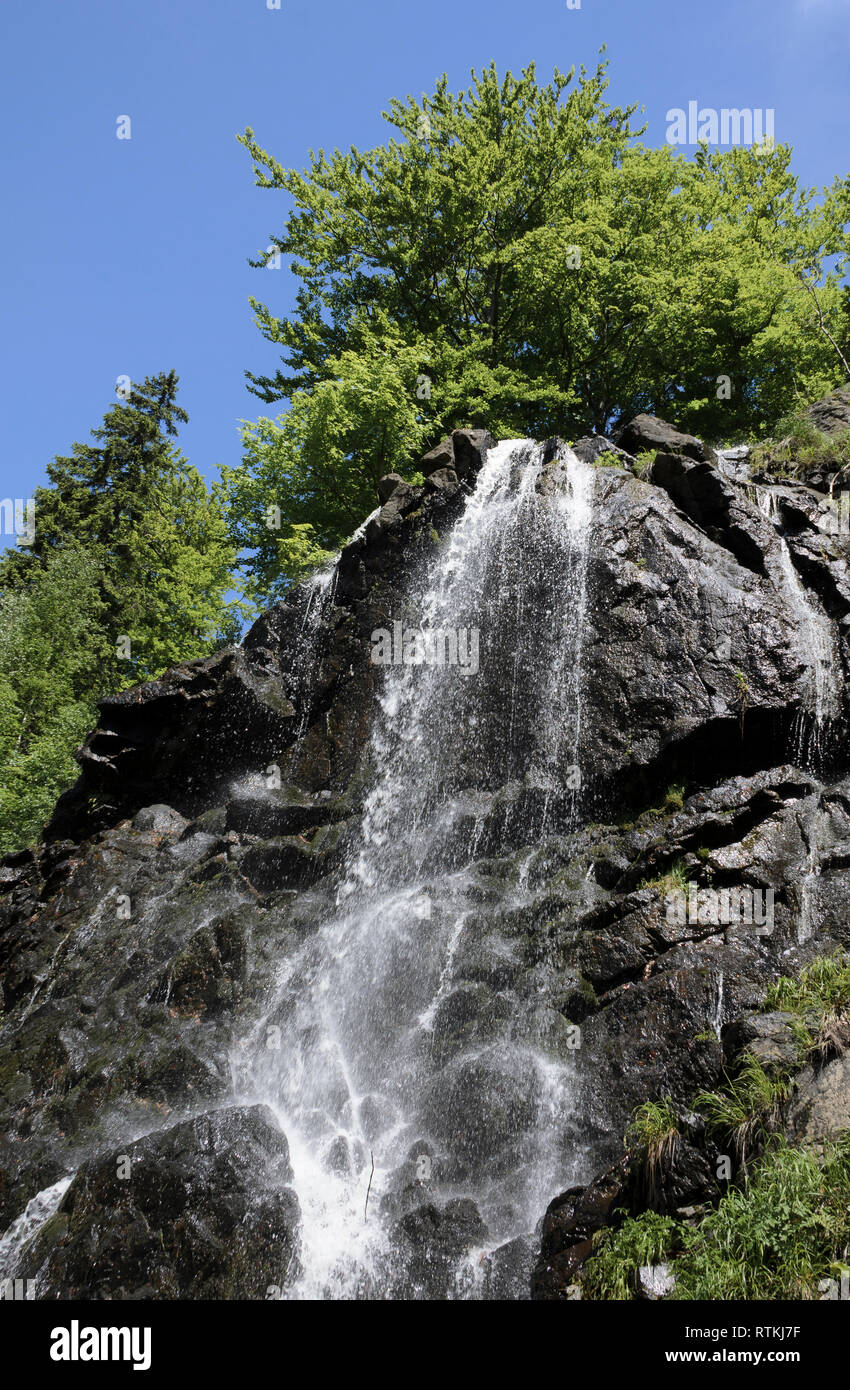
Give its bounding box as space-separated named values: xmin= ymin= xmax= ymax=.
xmin=232 ymin=440 xmax=596 ymax=1298
xmin=758 ymin=489 xmax=839 ymax=762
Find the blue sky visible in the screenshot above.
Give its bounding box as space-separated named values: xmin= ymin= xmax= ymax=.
xmin=1 ymin=0 xmax=849 ymax=549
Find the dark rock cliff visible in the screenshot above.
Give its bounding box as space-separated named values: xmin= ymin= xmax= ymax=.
xmin=2 ymin=416 xmax=849 ymax=1300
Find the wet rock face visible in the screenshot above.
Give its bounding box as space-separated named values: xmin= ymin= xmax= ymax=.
xmin=2 ymin=407 xmax=850 ymax=1299
xmin=17 ymin=1106 xmax=299 ymax=1299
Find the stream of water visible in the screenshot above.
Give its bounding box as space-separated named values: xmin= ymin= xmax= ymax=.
xmin=233 ymin=440 xmax=596 ymax=1297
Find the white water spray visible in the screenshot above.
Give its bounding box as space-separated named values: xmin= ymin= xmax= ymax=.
xmin=758 ymin=489 xmax=839 ymax=758
xmin=234 ymin=440 xmax=596 ymax=1297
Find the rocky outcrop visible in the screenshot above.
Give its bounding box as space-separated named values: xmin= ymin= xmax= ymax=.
xmin=785 ymin=1053 xmax=850 ymax=1148
xmin=807 ymin=385 xmax=850 ymax=437
xmin=2 ymin=405 xmax=850 ymax=1299
xmin=613 ymin=413 xmax=717 ymax=465
xmin=7 ymin=1106 xmax=299 ymax=1299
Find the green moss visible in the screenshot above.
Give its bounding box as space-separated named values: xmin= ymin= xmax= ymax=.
xmin=639 ymin=859 xmax=690 ymax=896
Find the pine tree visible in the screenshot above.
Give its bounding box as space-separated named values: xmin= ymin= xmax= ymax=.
xmin=1 ymin=371 xmax=243 ymax=684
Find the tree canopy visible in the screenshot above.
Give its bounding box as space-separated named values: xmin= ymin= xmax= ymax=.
xmin=228 ymin=58 xmax=850 ymax=594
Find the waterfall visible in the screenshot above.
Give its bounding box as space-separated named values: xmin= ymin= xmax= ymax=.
xmin=0 ymin=1178 xmax=71 ymax=1285
xmin=797 ymin=801 xmax=824 ymax=946
xmin=234 ymin=439 xmax=596 ymax=1298
xmin=758 ymin=490 xmax=839 ymax=761
xmin=712 ymin=970 xmax=724 ymax=1040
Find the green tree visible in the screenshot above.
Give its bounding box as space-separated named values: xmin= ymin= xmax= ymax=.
xmin=233 ymin=59 xmax=849 ymax=587
xmin=1 ymin=372 xmax=244 ymax=684
xmin=0 ymin=547 xmax=110 ymax=854
xmin=222 ymin=319 xmax=431 ymax=607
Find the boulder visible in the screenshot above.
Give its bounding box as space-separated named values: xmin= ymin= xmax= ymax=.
xmin=614 ymin=413 xmax=717 ymax=465
xmin=532 ymin=1160 xmax=628 ymax=1299
xmin=389 ymin=1197 xmax=489 ymax=1298
xmin=377 ymin=473 xmax=407 ymax=503
xmin=450 ymin=428 xmax=496 ymax=479
xmin=419 ymin=437 xmax=455 ymax=476
xmin=807 ymin=386 xmax=850 ymax=438
xmin=424 ymin=466 xmax=459 ymax=493
xmin=722 ymin=1011 xmax=801 ymax=1070
xmin=785 ymin=1053 xmax=850 ymax=1147
xmin=28 ymin=1106 xmax=300 ymax=1299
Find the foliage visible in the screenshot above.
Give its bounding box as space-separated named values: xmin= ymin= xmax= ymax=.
xmin=582 ymin=1211 xmax=679 ymax=1300
xmin=221 ymin=325 xmax=431 ymax=604
xmin=750 ymin=410 xmax=850 ymax=477
xmin=0 ymin=372 xmax=244 ymax=684
xmin=633 ymin=451 xmax=656 ymax=478
xmin=0 ymin=547 xmax=110 ymax=853
xmin=671 ymin=1138 xmax=850 ymax=1300
xmin=764 ymin=951 xmax=850 ymax=1062
xmin=695 ymin=1053 xmax=793 ymax=1166
xmin=624 ymin=1099 xmax=681 ymax=1206
xmin=234 ymin=58 xmax=850 ymax=587
xmin=0 ymin=374 xmax=246 ymax=853
xmin=639 ymin=859 xmax=690 ymax=895
xmin=584 ymin=1138 xmax=850 ymax=1301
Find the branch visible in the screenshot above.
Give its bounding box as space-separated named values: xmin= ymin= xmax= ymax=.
xmin=798 ymin=270 xmax=850 ymax=382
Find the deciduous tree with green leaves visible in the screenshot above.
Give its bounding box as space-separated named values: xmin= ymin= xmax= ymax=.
xmin=231 ymin=57 xmax=849 ymax=588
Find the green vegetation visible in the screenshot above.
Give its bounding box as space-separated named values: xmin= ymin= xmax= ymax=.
xmin=0 ymin=547 xmax=109 ymax=853
xmin=751 ymin=409 xmax=850 ymax=478
xmin=231 ymin=58 xmax=850 ymax=589
xmin=0 ymin=373 xmax=244 ymax=855
xmin=672 ymin=1139 xmax=850 ymax=1299
xmin=633 ymin=451 xmax=657 ymax=479
xmin=694 ymin=954 xmax=850 ymax=1162
xmin=764 ymin=950 xmax=850 ymax=1062
xmin=585 ymin=1137 xmax=850 ymax=1301
xmin=639 ymin=859 xmax=690 ymax=896
xmin=221 ymin=334 xmax=434 ymax=604
xmin=696 ymin=1053 xmax=793 ymax=1166
xmin=583 ymin=1211 xmax=679 ymax=1300
xmin=624 ymin=1099 xmax=680 ymax=1204
xmin=583 ymin=953 xmax=850 ymax=1299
